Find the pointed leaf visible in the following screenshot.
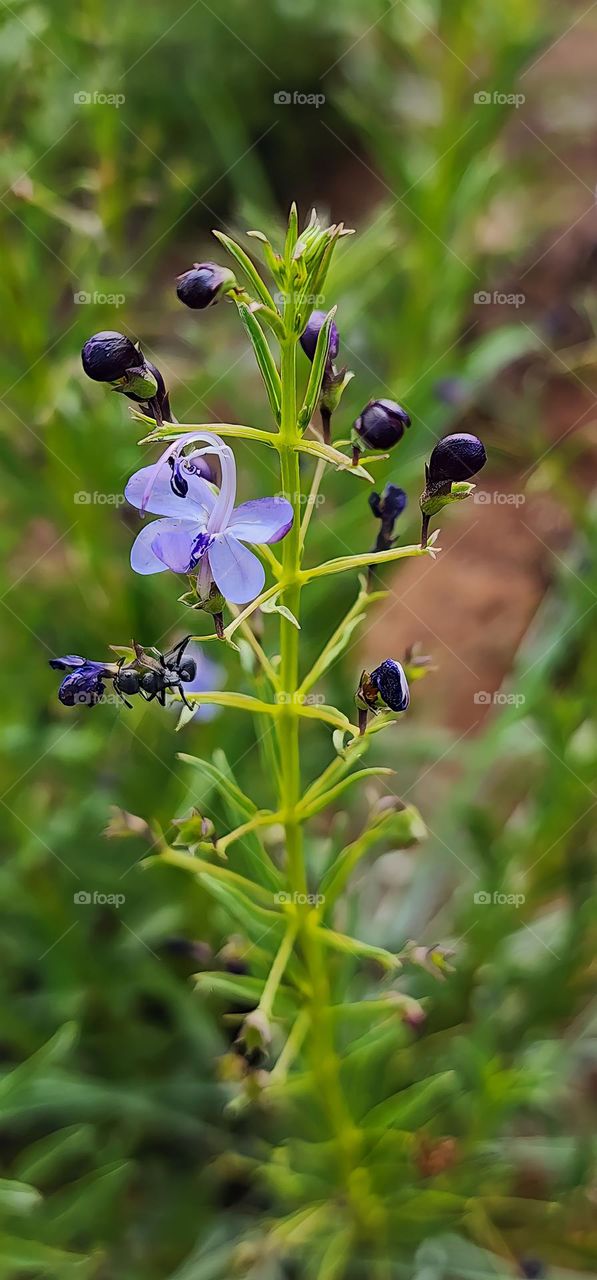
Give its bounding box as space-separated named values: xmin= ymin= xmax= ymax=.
xmin=198 ymin=874 xmax=284 ymax=951
xmin=212 ymin=230 xmax=275 ymax=309
xmin=364 ymin=1071 xmax=457 ymax=1130
xmin=298 ymin=306 xmax=337 ymax=431
xmin=178 ymin=750 xmax=282 ymax=891
xmin=236 ymin=302 xmax=281 ymax=423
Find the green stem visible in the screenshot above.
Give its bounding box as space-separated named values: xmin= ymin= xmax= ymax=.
xmin=276 ymin=327 xmax=369 ymax=1223
xmin=269 ymin=1008 xmax=309 ymax=1085
xmin=258 ymin=917 xmax=298 ymax=1019
xmin=278 ymin=335 xmax=306 ymax=898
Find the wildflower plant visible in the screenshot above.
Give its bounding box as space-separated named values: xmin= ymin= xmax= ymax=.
xmin=56 ymin=207 xmax=493 ymax=1272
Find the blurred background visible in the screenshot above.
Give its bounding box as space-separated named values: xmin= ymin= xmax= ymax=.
xmin=1 ymin=0 xmax=597 ymax=1275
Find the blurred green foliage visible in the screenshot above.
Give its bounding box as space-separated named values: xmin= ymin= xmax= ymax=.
xmin=1 ymin=0 xmax=596 ymax=1276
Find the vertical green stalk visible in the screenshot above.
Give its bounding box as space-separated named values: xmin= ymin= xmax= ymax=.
xmin=278 ymin=335 xmax=306 ymax=898
xmin=276 ymin=323 xmax=380 ymax=1239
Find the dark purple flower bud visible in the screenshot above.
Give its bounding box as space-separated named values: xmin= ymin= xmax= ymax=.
xmin=176 ymin=262 xmax=236 ymax=310
xmin=299 ymin=310 xmax=340 ymax=363
xmin=353 ymin=399 xmax=411 ymax=458
xmin=427 ymin=433 xmax=486 ymax=485
xmin=369 ymin=483 xmax=407 ymax=527
xmin=370 ymin=659 xmax=410 ymax=712
xmin=49 ymin=656 xmax=109 ymax=707
xmin=81 ymin=331 xmax=139 ymax=383
xmin=367 ymin=484 xmax=408 ymax=589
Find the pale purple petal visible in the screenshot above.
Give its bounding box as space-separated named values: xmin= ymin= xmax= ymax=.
xmin=130 ymin=518 xmax=197 ymax=575
xmin=207 ymin=533 xmax=265 ymax=604
xmin=206 ymin=442 xmax=237 ymax=534
xmin=227 ymin=497 xmax=294 ymax=544
xmin=125 ymin=463 xmax=215 ymax=519
xmin=152 ymin=523 xmax=203 ymax=574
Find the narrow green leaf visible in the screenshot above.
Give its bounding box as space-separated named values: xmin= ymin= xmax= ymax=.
xmin=252 ymin=304 xmax=286 ymax=342
xmin=198 ymin=874 xmax=284 ymax=949
xmin=308 ymin=224 xmax=345 ymax=299
xmin=302 ymin=733 xmax=372 ymax=807
xmin=237 ymin=302 xmax=281 ymax=423
xmin=296 ymin=436 xmax=373 ymax=481
xmin=298 ymin=591 xmax=383 ymax=697
xmin=0 ymin=1024 xmax=78 ymax=1106
xmin=195 ymin=972 xmax=266 ymax=1004
xmin=212 ymin=230 xmax=275 ymax=309
xmin=195 ymin=971 xmax=297 ymax=1014
xmin=298 ymin=307 xmax=337 ymax=431
xmin=178 ymin=749 xmax=283 ymax=891
xmin=0 ymin=1178 xmax=42 ymax=1215
xmin=0 ymin=1235 xmax=90 ymax=1277
xmin=318 ymin=927 xmax=400 ymax=971
xmin=261 ymin=592 xmax=300 ymax=629
xmin=153 ymin=848 xmax=277 ymax=908
xmin=363 ymin=1071 xmax=457 ymax=1130
xmin=178 ymin=752 xmax=257 ymax=818
xmin=298 ymin=769 xmax=394 ymax=821
xmin=14 ymin=1126 xmax=94 ymax=1187
xmin=285 ymin=202 xmax=299 ymax=261
xmin=320 ymin=803 xmax=426 ymax=906
xmin=302 ymin=542 xmax=433 ymax=583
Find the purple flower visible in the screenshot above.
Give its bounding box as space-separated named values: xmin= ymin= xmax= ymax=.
xmin=168 ymin=450 xmax=213 ymax=496
xmin=176 ymin=263 xmax=236 ymax=310
xmin=125 ymin=432 xmax=293 ymax=605
xmin=49 ymin=655 xmax=112 ymax=707
xmin=300 ymin=310 xmax=340 ymax=363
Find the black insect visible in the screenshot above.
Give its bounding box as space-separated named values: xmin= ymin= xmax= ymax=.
xmin=112 ymin=661 xmax=143 ymax=709
xmin=131 ymin=635 xmax=197 ymax=708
